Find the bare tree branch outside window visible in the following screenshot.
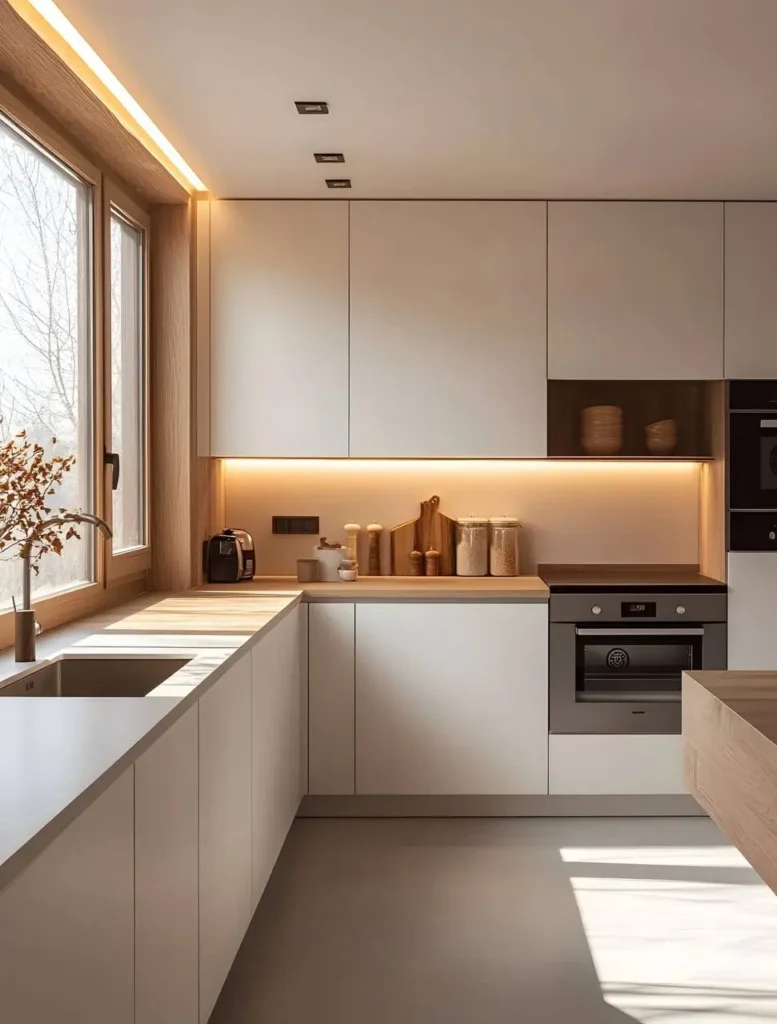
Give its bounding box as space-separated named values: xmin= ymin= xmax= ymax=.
xmin=0 ymin=118 xmax=92 ymax=608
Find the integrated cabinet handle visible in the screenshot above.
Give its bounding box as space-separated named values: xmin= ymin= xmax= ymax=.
xmin=760 ymin=419 xmax=777 ymax=428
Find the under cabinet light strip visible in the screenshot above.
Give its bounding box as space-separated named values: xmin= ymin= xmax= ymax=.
xmin=13 ymin=0 xmax=207 ymax=192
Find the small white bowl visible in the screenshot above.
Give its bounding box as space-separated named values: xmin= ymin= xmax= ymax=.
xmin=338 ymin=569 xmax=357 ymax=582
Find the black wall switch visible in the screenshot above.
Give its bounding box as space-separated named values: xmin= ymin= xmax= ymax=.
xmin=272 ymin=516 xmax=320 ymax=535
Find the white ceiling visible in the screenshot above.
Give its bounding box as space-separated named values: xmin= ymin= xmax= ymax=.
xmin=57 ymin=0 xmax=777 ymax=199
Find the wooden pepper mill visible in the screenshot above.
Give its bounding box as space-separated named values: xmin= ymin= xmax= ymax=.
xmin=409 ymin=550 xmax=424 ymax=576
xmin=367 ymin=523 xmax=383 ymax=575
xmin=424 ymin=549 xmax=440 ymax=576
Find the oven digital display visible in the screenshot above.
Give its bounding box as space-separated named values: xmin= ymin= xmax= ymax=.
xmin=621 ymin=601 xmax=657 ymax=618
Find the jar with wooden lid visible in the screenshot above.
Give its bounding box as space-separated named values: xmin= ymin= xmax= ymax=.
xmin=489 ymin=518 xmax=521 ymax=577
xmin=456 ymin=518 xmax=489 ymax=576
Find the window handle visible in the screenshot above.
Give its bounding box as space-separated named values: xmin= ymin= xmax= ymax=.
xmin=104 ymin=450 xmax=120 ymax=491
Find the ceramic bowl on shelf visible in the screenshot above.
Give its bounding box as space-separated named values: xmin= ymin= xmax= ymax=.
xmin=645 ymin=418 xmax=678 ymax=455
xmin=338 ymin=568 xmax=358 ymax=582
xmin=581 ymin=405 xmax=623 ymax=455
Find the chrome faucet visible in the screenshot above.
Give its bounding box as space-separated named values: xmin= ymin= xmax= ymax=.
xmin=16 ymin=512 xmax=113 ymax=663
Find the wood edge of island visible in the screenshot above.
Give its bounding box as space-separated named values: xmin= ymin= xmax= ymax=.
xmin=683 ymin=670 xmax=777 ymax=894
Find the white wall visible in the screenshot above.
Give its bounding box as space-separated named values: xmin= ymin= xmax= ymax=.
xmin=223 ymin=460 xmax=700 ymax=575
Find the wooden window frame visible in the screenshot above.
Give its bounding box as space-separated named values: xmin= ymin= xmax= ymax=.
xmin=0 ymin=81 xmax=151 ymax=650
xmin=103 ymin=179 xmax=152 ymax=582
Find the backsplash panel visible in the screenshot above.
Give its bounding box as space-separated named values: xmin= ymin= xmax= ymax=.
xmin=224 ymin=460 xmax=700 ymax=576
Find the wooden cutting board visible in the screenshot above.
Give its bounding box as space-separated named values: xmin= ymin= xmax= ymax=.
xmin=390 ymin=495 xmax=456 ymax=575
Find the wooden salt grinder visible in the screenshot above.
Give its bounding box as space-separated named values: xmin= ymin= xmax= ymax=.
xmin=424 ymin=549 xmax=440 ymax=576
xmin=409 ymin=550 xmax=424 ymax=576
xmin=367 ymin=523 xmax=383 ymax=575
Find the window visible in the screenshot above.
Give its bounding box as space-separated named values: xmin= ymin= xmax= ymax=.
xmin=109 ymin=206 xmax=147 ymax=555
xmin=0 ymin=113 xmax=93 ymax=609
xmin=0 ymin=100 xmax=152 ymax=626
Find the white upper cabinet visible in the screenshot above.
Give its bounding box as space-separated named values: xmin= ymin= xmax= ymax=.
xmin=210 ymin=200 xmax=349 ymax=456
xmin=725 ymin=203 xmax=777 ymax=379
xmin=548 ymin=202 xmax=724 ymax=380
xmin=349 ymin=201 xmax=547 ymax=457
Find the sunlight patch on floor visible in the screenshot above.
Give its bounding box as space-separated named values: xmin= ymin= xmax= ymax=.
xmin=561 ymin=846 xmax=753 ymax=869
xmin=564 ymin=847 xmax=777 ymax=1023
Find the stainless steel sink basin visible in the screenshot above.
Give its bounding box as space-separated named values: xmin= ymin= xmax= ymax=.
xmin=0 ymin=657 xmax=191 ymax=697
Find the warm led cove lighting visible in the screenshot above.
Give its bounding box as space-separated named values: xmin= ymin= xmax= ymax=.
xmin=16 ymin=0 xmax=207 ymax=192
xmin=224 ymin=459 xmax=700 ymax=475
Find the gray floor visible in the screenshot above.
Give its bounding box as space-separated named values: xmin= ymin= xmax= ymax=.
xmin=211 ymin=817 xmax=777 ymax=1024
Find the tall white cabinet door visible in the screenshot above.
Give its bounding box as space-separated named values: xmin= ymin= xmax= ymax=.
xmin=355 ymin=602 xmax=548 ymax=795
xmin=349 ymin=201 xmax=547 ymax=457
xmin=725 ymin=203 xmax=777 ymax=379
xmin=251 ymin=608 xmax=303 ymax=911
xmin=728 ymin=552 xmax=777 ymax=669
xmin=210 ymin=200 xmax=349 ymax=456
xmin=0 ymin=768 xmax=134 ymax=1024
xmin=308 ymin=602 xmax=355 ymax=795
xmin=199 ymin=654 xmax=252 ymax=1024
xmin=135 ymin=706 xmax=199 ymax=1024
xmin=548 ymin=201 xmax=724 ymax=379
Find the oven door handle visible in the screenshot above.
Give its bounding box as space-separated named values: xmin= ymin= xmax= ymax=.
xmin=575 ymin=627 xmax=705 ymax=636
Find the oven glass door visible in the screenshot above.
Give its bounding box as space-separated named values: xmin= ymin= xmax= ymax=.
xmin=575 ymin=627 xmax=703 ymax=704
xmin=729 ymin=413 xmax=777 ymax=510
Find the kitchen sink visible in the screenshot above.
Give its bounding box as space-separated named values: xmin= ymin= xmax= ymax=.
xmin=0 ymin=657 xmax=191 ymax=697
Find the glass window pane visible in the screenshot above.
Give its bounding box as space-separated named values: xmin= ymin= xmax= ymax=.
xmin=0 ymin=116 xmax=93 ymax=609
xmin=110 ymin=210 xmax=145 ymax=554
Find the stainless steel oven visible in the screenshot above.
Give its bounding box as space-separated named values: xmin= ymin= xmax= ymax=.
xmin=549 ymin=591 xmax=727 ymax=734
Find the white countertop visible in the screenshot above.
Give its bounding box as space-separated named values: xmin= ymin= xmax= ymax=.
xmin=0 ymin=589 xmax=300 ymax=895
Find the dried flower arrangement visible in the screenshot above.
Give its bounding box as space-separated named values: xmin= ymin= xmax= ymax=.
xmin=0 ymin=430 xmax=110 ymax=609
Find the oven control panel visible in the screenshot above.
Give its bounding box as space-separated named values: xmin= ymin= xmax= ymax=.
xmin=621 ymin=601 xmax=657 ymax=617
xmin=551 ymin=591 xmax=728 ymax=625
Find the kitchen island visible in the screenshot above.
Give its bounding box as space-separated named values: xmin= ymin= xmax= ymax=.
xmin=683 ymin=669 xmax=777 ymax=894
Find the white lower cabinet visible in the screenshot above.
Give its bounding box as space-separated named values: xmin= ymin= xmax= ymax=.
xmin=135 ymin=705 xmax=199 ymax=1024
xmin=251 ymin=607 xmax=304 ymax=910
xmin=728 ymin=552 xmax=777 ymax=669
xmin=549 ymin=734 xmax=685 ymax=795
xmin=198 ymin=653 xmax=253 ymax=1024
xmin=354 ymin=602 xmax=549 ymax=795
xmin=0 ymin=768 xmax=134 ymax=1024
xmin=308 ymin=602 xmax=356 ymax=795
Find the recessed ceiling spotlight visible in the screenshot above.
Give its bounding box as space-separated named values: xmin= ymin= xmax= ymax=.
xmin=315 ymin=153 xmax=345 ymax=163
xmin=295 ymin=101 xmax=329 ymax=114
xmin=326 ymin=178 xmax=351 ymax=189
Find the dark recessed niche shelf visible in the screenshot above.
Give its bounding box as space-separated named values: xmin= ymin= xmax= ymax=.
xmin=547 ymin=380 xmax=714 ymax=459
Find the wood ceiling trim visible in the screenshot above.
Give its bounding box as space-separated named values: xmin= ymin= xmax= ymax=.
xmin=0 ymin=0 xmax=190 ymax=205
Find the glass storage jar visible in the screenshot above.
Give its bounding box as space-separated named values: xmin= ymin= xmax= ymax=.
xmin=456 ymin=518 xmax=489 ymax=576
xmin=489 ymin=517 xmax=521 ymax=577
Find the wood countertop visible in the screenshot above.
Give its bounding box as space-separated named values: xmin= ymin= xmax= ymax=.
xmin=200 ymin=576 xmax=549 ymax=600
xmin=683 ymin=670 xmax=777 ymax=894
